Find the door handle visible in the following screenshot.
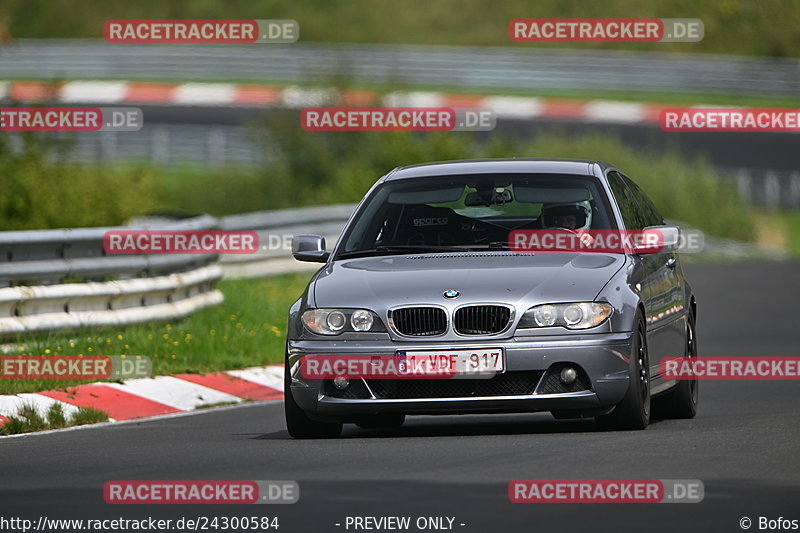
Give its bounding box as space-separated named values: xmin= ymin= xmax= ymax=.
xmin=666 ymin=257 xmax=677 ymax=270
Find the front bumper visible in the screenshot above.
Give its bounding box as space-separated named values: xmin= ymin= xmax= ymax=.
xmin=287 ymin=333 xmax=633 ymax=422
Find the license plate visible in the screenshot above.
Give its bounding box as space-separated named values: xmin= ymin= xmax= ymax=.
xmin=396 ymin=349 xmax=505 ymax=376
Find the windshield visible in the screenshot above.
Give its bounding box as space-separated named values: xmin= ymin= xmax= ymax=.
xmin=337 ymin=173 xmax=617 ymax=257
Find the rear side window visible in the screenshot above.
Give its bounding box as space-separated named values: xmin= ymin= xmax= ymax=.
xmin=607 ymin=171 xmax=647 ymax=230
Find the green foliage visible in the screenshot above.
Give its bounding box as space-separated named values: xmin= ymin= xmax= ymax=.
xmin=70 ymin=407 xmax=110 ymax=426
xmin=0 ymin=402 xmax=109 ymax=435
xmin=0 ymin=121 xmax=754 ymax=242
xmin=1 ymin=0 xmax=798 ymax=57
xmin=0 ymin=133 xmax=156 ymax=230
xmin=154 ymin=164 xmax=273 ymax=217
xmin=780 ymin=210 xmax=800 ymax=257
xmin=254 ymin=117 xmax=755 ymax=241
xmin=46 ymin=402 xmax=67 ymax=428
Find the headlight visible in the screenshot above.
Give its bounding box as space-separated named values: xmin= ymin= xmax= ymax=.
xmin=531 ymin=305 xmax=557 ymax=327
xmin=350 ymin=309 xmax=374 ymax=331
xmin=326 ymin=311 xmax=346 ymax=332
xmin=302 ymin=309 xmax=385 ymax=335
xmin=519 ymin=302 xmax=613 ymax=330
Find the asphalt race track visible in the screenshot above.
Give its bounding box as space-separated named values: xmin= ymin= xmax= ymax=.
xmin=2 ymin=260 xmax=799 ymax=532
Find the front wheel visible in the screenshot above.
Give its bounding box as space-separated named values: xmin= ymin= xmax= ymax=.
xmin=284 ymin=356 xmax=342 ymax=439
xmin=596 ymin=316 xmax=650 ymax=430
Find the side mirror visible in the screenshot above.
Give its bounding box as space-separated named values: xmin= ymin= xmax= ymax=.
xmin=634 ymin=225 xmax=681 ymax=254
xmin=292 ymin=234 xmax=330 ymax=263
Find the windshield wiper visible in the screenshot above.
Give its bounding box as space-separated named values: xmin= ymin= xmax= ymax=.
xmin=337 ymin=245 xmax=471 ymax=259
xmin=467 ymin=242 xmax=510 ymax=250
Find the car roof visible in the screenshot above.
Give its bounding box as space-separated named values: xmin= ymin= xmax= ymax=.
xmin=383 ymin=158 xmax=612 ymax=181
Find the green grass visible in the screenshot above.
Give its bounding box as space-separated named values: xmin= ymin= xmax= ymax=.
xmin=195 ymin=400 xmax=244 ymax=410
xmin=0 ymin=403 xmax=109 ymax=435
xmin=2 ymin=0 xmax=799 ymax=57
xmin=0 ymin=273 xmax=312 ymax=395
xmin=780 ymin=210 xmax=800 ymax=257
xmin=153 ymin=165 xmax=277 ymax=217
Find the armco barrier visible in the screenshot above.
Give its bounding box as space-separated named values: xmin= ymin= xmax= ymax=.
xmin=0 ymin=215 xmax=223 ymax=337
xmin=0 ymin=265 xmax=223 ymax=335
xmin=0 ymin=215 xmax=219 ymax=286
xmin=0 ymin=206 xmax=356 ymax=337
xmin=2 ymin=41 xmax=798 ymax=96
xmin=218 ymin=204 xmax=355 ymax=278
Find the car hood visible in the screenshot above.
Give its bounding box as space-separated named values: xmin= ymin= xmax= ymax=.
xmin=312 ymin=252 xmax=625 ymax=309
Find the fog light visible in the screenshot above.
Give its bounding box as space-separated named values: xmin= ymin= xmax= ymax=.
xmin=332 ymin=376 xmax=350 ymax=390
xmin=560 ymin=367 xmax=578 ymax=385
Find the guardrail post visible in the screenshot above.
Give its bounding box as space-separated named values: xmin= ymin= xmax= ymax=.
xmin=100 ymin=131 xmax=117 ymax=161
xmin=764 ymin=171 xmax=780 ymax=209
xmin=736 ymin=169 xmax=752 ymax=205
xmin=208 ymin=129 xmax=226 ymax=165
xmin=152 ymin=128 xmax=169 ymax=165
xmin=790 ymin=173 xmax=800 ymax=208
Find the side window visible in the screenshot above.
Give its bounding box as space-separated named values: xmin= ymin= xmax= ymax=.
xmin=607 ymin=171 xmax=646 ymax=230
xmin=622 ymin=174 xmax=664 ymax=227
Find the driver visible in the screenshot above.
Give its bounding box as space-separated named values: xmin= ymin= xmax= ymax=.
xmin=541 ymin=201 xmax=592 ymax=230
xmin=540 ymin=201 xmax=595 ymax=249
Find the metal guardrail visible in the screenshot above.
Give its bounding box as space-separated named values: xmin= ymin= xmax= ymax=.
xmin=725 ymin=168 xmax=800 ymax=209
xmin=2 ymin=40 xmax=799 ymax=96
xmin=0 ymin=206 xmax=356 ymax=337
xmin=0 ymin=265 xmax=223 ymax=336
xmin=0 ymin=215 xmax=223 ymax=336
xmin=0 ymin=215 xmax=218 ymax=286
xmin=218 ymin=204 xmax=354 ymax=278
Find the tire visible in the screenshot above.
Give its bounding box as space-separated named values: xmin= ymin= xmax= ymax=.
xmin=596 ymin=315 xmax=650 ymax=430
xmin=356 ymin=414 xmax=406 ymax=429
xmin=284 ymin=355 xmax=342 ymax=439
xmin=653 ymin=310 xmax=699 ymax=419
